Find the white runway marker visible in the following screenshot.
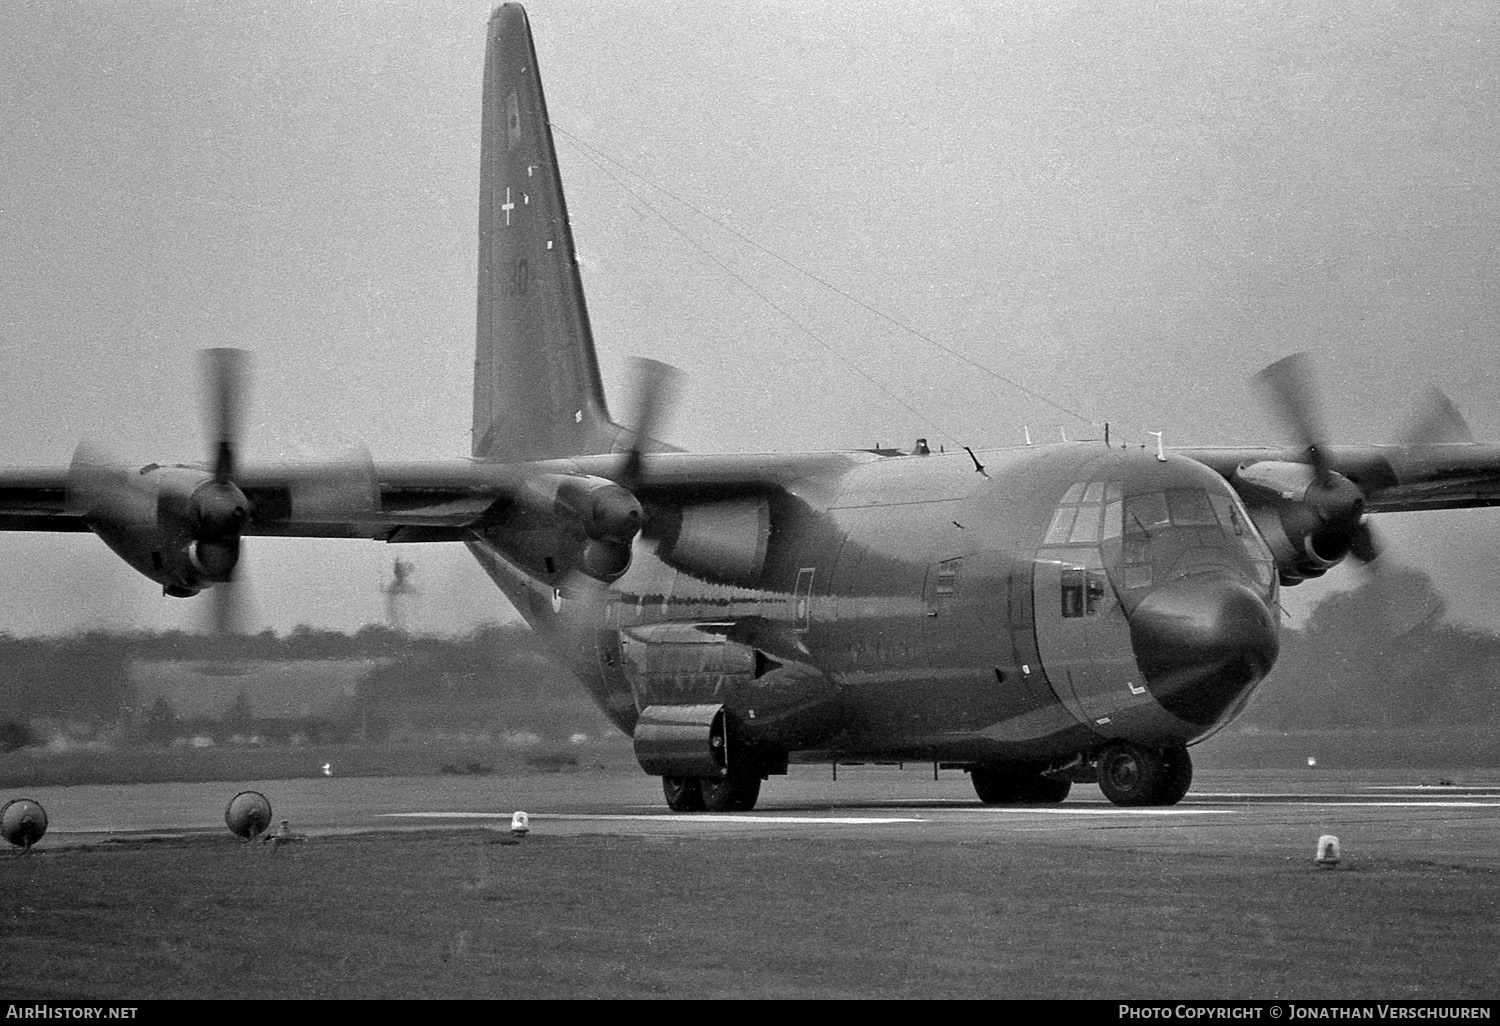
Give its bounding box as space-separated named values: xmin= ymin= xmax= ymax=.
xmin=381 ymin=812 xmax=926 ymax=825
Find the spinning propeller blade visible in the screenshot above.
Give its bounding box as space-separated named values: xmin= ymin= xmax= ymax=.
xmin=1252 ymin=351 xmax=1384 ymax=568
xmin=618 ymin=358 xmax=682 ymax=493
xmin=201 ymin=348 xmax=248 ymax=484
xmin=1253 ymin=352 xmax=1334 ymax=485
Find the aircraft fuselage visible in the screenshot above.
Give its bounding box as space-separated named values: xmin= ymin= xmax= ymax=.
xmin=468 ymin=441 xmax=1280 ymax=775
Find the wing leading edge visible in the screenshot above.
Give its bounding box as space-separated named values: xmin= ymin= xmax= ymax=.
xmin=0 ymin=450 xmax=867 ymax=542
xmin=1181 ymin=444 xmax=1500 ymax=513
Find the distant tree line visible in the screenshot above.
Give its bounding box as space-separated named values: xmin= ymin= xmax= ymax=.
xmin=5 ymin=570 xmax=1499 ymax=752
xmin=0 ymin=624 xmax=602 ymax=751
xmin=1243 ymin=567 xmax=1500 ymax=730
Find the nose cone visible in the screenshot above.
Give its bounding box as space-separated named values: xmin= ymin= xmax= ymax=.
xmin=1127 ymin=574 xmax=1279 ymax=726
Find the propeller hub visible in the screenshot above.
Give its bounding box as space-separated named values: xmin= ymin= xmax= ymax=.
xmin=193 ymin=481 xmax=250 ymax=538
xmin=585 ymin=486 xmax=643 ymax=543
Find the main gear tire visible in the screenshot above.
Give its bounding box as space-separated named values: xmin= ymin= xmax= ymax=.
xmin=1016 ymin=776 xmax=1072 ymax=804
xmin=699 ymin=768 xmax=762 ymax=812
xmin=662 ymin=776 xmax=705 ymax=812
xmin=970 ymin=767 xmax=1020 ymax=804
xmin=972 ymin=766 xmax=1070 ymax=805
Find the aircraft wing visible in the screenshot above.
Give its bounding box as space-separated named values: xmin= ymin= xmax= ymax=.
xmin=0 ymin=468 xmax=92 ymax=533
xmin=0 ymin=450 xmax=866 ymax=542
xmin=1180 ymin=444 xmax=1500 ymax=513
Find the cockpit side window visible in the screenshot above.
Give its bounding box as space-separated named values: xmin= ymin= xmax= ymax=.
xmin=1061 ymin=564 xmax=1110 ymax=618
xmin=1043 ymin=485 xmax=1122 ymax=618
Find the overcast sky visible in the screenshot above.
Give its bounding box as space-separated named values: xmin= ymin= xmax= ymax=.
xmin=1 ymin=1 xmax=1497 ymax=635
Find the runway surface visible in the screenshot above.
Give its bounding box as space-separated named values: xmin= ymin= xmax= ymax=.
xmin=10 ymin=765 xmax=1500 ymax=866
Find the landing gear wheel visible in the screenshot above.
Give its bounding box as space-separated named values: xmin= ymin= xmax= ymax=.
xmin=971 ymin=767 xmax=1071 ymax=805
xmin=1097 ymin=742 xmax=1189 ymax=807
xmin=699 ymin=767 xmax=762 ymax=812
xmin=662 ymin=776 xmax=705 ymax=812
xmin=970 ymin=767 xmax=1019 ymax=804
xmin=1016 ymin=776 xmax=1072 ymax=804
xmin=1159 ymin=746 xmax=1193 ymax=805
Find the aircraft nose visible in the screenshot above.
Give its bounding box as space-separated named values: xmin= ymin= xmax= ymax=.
xmin=1127 ymin=574 xmax=1279 ymax=727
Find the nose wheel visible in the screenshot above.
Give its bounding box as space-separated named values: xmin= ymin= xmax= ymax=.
xmin=1096 ymin=742 xmax=1192 ymax=806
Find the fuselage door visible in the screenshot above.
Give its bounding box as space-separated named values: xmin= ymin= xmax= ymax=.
xmin=1032 ymin=547 xmax=1128 ymax=727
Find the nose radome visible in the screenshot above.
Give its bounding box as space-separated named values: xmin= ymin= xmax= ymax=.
xmin=1127 ymin=573 xmax=1280 ymax=726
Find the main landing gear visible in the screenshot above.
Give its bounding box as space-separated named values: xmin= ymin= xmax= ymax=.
xmin=1095 ymin=741 xmax=1193 ymax=807
xmin=661 ymin=764 xmax=763 ymax=813
xmin=969 ymin=765 xmax=1072 ymax=805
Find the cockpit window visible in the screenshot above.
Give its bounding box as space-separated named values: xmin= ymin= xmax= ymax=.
xmin=1044 ymin=480 xmax=1120 ymax=547
xmin=1068 ymin=505 xmax=1102 ymax=544
xmin=1101 ymin=499 xmax=1123 ymax=542
xmin=1208 ymin=493 xmax=1245 ymax=536
xmin=1166 ymin=488 xmax=1216 ymax=526
xmin=1124 ymin=492 xmax=1170 ymax=535
xmin=1113 ymin=484 xmax=1271 ymax=591
xmin=1125 ymin=488 xmax=1229 ymax=535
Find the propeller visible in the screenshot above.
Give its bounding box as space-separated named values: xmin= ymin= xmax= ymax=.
xmin=617 ymin=357 xmax=682 ymax=494
xmin=1251 ymin=351 xmax=1382 ymax=569
xmin=65 ymin=349 xmax=255 ymax=634
xmin=202 ymin=348 xmax=248 ymax=484
xmin=197 ymin=349 xmax=252 ymax=633
xmin=1252 ymin=356 xmax=1474 ymax=572
xmin=1400 ymin=386 xmax=1475 ymax=447
xmin=1253 ymin=352 xmax=1336 ymax=486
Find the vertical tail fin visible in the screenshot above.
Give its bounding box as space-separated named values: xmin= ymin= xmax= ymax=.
xmin=473 ymin=4 xmax=618 ymax=461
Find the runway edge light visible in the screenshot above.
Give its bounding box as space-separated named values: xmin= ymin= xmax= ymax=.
xmin=1316 ymin=834 xmax=1342 ymax=868
xmin=225 ymin=790 xmax=272 ymax=840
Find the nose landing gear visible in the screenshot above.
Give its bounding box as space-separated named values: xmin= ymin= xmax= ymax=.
xmin=1095 ymin=741 xmax=1193 ymax=806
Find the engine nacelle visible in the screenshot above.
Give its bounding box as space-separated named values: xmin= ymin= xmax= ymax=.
xmin=484 ymin=472 xmax=644 ymax=584
xmin=73 ymin=463 xmax=248 ymax=596
xmin=647 ymin=498 xmax=771 ymax=588
xmin=1232 ymin=460 xmax=1366 ymax=585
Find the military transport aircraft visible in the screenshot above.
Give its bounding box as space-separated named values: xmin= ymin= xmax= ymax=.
xmin=3 ymin=4 xmax=1499 ymax=813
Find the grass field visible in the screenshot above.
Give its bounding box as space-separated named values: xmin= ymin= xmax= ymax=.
xmin=1 ymin=828 xmax=1497 ymax=1000
xmin=3 ymin=731 xmax=1499 ymax=1000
